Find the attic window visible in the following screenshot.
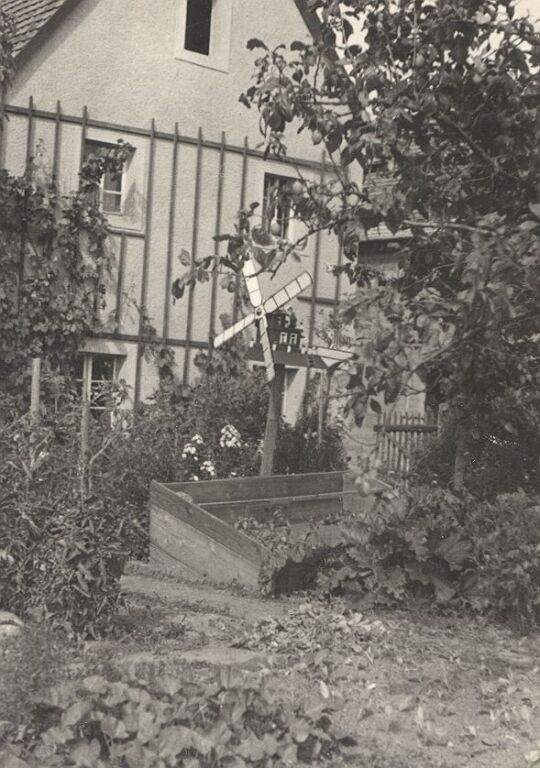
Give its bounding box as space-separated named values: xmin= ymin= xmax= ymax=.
xmin=184 ymin=0 xmax=213 ymax=55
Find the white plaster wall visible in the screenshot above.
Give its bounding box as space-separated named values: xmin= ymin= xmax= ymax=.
xmin=10 ymin=0 xmax=321 ymax=157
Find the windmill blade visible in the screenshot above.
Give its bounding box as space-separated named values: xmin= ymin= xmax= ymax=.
xmin=258 ymin=313 xmax=275 ymax=382
xmin=263 ymin=271 xmax=313 ymax=314
xmin=309 ymin=346 xmax=356 ymax=364
xmin=242 ymin=257 xmax=263 ymax=309
xmin=213 ymin=312 xmax=256 ymax=348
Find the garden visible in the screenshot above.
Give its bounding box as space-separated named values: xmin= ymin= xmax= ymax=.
xmin=2 ymin=0 xmax=540 ymax=766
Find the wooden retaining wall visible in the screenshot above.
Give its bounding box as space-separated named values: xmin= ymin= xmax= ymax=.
xmin=149 ymin=471 xmax=380 ymax=587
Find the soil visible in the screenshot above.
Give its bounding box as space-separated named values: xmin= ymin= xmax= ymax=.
xmin=113 ymin=565 xmax=540 ymax=768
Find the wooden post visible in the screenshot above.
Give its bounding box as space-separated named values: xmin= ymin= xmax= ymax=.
xmin=260 ymin=364 xmax=286 ymax=476
xmin=80 ymin=353 xmax=91 ymax=461
xmin=30 ymin=358 xmax=41 ymax=418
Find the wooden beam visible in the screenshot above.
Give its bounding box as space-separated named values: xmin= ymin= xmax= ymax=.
xmin=4 ymin=103 xmax=328 ymax=173
xmin=232 ymin=137 xmax=248 ymax=324
xmin=134 ymin=118 xmax=156 ymax=404
xmin=260 ymin=364 xmax=286 ymax=476
xmin=149 ymin=481 xmax=267 ymax=586
xmin=30 ymin=357 xmax=41 ymax=419
xmin=115 ymin=232 xmax=126 ymax=329
xmin=25 ymin=95 xmax=34 ymax=171
xmin=163 ymin=122 xmax=179 ymax=339
xmin=208 ymin=131 xmax=226 ymax=347
xmin=52 ymin=100 xmax=61 ymax=186
xmin=183 ymin=127 xmax=203 ymax=385
xmin=167 ymin=470 xmax=348 ymax=503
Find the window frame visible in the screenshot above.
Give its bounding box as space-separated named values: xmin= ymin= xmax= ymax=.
xmin=174 ymin=0 xmax=233 ymax=73
xmin=76 ymin=353 xmax=124 ymax=415
xmin=84 ymin=139 xmax=127 ymax=216
xmin=263 ymin=173 xmax=294 ymax=241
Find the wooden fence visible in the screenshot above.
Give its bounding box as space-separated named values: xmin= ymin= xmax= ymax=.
xmin=374 ymin=413 xmax=438 ymax=474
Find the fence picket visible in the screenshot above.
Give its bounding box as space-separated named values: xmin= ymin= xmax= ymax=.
xmin=374 ymin=411 xmax=438 ymax=475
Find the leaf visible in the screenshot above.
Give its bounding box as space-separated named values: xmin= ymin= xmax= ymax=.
xmin=82 ymin=675 xmax=109 ymax=695
xmin=42 ymin=726 xmax=73 ymax=745
xmin=62 ymin=700 xmax=93 ymax=727
xmin=247 ymin=38 xmax=268 ymax=51
xmin=153 ymin=675 xmax=182 ymax=697
xmin=528 ymin=203 xmax=540 ymax=219
xmin=237 ymin=733 xmax=265 ymax=761
xmin=319 ymin=680 xmax=330 ymax=699
xmin=178 ymin=248 xmax=191 ymax=266
xmin=171 ymin=278 xmax=185 ymax=300
xmin=369 ymin=398 xmax=382 ymax=414
xmin=291 ymin=720 xmax=310 ymax=743
xmin=71 ymin=739 xmax=101 ymax=767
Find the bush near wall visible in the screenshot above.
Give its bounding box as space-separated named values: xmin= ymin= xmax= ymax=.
xmin=0 ymin=410 xmax=128 ymax=638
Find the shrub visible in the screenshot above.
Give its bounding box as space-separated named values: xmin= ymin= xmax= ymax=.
xmin=0 ymin=410 xmax=128 ymax=637
xmin=411 ymin=391 xmax=540 ymax=499
xmin=11 ymin=666 xmax=354 ymax=767
xmin=0 ymin=624 xmax=78 ymax=729
xmin=274 ymin=411 xmax=348 ymax=475
xmin=468 ymin=492 xmax=540 ymax=633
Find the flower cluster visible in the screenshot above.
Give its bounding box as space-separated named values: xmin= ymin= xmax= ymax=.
xmin=219 ymin=424 xmax=243 ymax=449
xmin=181 ymin=434 xmax=218 ymax=481
xmin=200 ymin=460 xmax=216 ymax=478
xmin=181 ymin=442 xmax=198 ymax=460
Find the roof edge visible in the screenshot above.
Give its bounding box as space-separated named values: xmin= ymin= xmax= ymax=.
xmin=293 ymin=0 xmax=323 ymax=40
xmin=12 ymin=0 xmax=82 ymax=67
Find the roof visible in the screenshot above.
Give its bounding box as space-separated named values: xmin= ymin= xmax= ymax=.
xmin=1 ymin=0 xmax=322 ymax=61
xmin=0 ymin=0 xmax=79 ymax=55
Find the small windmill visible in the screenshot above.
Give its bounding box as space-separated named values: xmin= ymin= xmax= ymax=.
xmin=213 ymin=254 xmax=356 ymax=475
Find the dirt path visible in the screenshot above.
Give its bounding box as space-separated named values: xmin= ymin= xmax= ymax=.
xmin=118 ymin=568 xmax=540 ymax=768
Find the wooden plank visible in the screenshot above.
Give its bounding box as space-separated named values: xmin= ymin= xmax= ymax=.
xmin=183 ymin=127 xmax=203 ymax=385
xmin=115 ymin=233 xmax=126 ymax=328
xmin=5 ymin=103 xmax=327 ymax=173
xmin=150 ymin=507 xmax=261 ymax=586
xmin=25 ymin=95 xmax=34 ymax=169
xmin=163 ymin=122 xmax=179 ymax=339
xmin=52 ymin=100 xmax=61 ymax=186
xmin=166 ymin=470 xmax=347 ymax=503
xmin=134 ymin=118 xmax=156 ymax=404
xmin=150 ymin=481 xmax=266 ymax=566
xmin=149 ymin=542 xmax=203 ymax=581
xmin=373 ymin=423 xmax=438 ymax=434
xmin=232 ymin=137 xmax=248 ymax=324
xmin=202 ymin=491 xmax=351 ymax=525
xmin=208 ymin=131 xmax=225 ymax=345
xmin=260 ymin=364 xmax=285 ymax=476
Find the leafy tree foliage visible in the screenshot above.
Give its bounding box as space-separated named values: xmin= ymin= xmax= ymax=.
xmin=238 ymin=0 xmax=540 ymax=488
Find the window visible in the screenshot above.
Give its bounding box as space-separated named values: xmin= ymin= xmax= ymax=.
xmin=175 ymin=0 xmax=232 ymax=72
xmin=84 ymin=140 xmax=125 ymax=215
xmin=75 ymin=354 xmax=122 ymax=415
xmin=289 ymin=333 xmax=298 ymax=346
xmin=279 ymin=332 xmax=288 ymax=345
xmin=184 ymin=0 xmax=212 ymax=55
xmin=263 ymin=174 xmax=293 ymax=239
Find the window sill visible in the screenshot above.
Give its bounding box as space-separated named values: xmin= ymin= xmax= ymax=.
xmin=174 ymin=48 xmax=230 ymax=73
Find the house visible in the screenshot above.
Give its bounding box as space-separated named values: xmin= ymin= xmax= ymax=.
xmin=0 ymin=0 xmax=423 ymax=448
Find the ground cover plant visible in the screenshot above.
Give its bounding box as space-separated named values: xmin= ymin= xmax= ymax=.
xmin=3 ymin=662 xmax=354 ymax=767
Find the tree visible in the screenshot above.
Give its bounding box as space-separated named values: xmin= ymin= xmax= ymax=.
xmin=236 ymin=0 xmax=540 ymax=490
